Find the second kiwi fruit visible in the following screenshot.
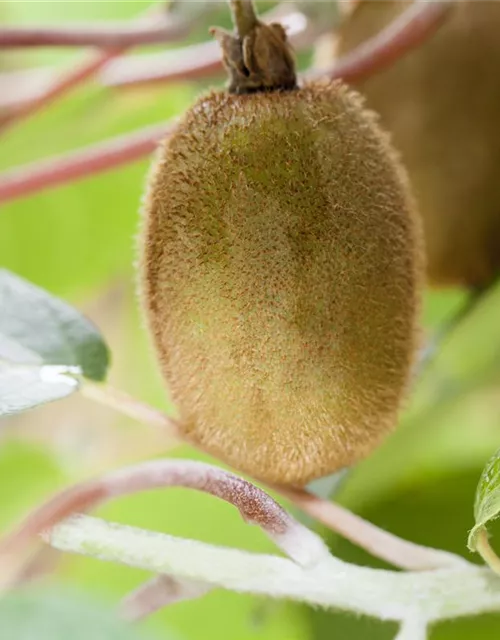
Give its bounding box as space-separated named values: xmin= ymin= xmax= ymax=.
xmin=138 ymin=2 xmax=423 ymax=487
xmin=334 ymin=0 xmax=500 ymax=290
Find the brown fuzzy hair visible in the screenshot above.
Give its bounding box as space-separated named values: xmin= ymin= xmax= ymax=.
xmin=335 ymin=0 xmax=500 ymax=289
xmin=138 ymin=80 xmax=423 ymax=487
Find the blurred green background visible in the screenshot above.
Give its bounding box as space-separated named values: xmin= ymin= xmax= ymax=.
xmin=1 ymin=1 xmax=500 ymax=638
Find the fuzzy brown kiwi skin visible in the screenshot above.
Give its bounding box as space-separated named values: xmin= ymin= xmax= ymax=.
xmin=138 ymin=80 xmax=423 ymax=487
xmin=335 ymin=0 xmax=500 ymax=290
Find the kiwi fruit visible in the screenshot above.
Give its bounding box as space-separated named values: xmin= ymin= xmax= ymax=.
xmin=138 ymin=2 xmax=423 ymax=486
xmin=334 ymin=0 xmax=500 ymax=289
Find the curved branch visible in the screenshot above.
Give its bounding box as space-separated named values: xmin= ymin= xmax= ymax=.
xmin=0 ymin=459 xmax=330 ymax=587
xmin=0 ymin=49 xmax=123 ymax=131
xmin=0 ymin=15 xmax=188 ymax=49
xmin=0 ymin=121 xmax=172 ymax=204
xmin=284 ymin=488 xmax=467 ymax=570
xmin=101 ymin=40 xmax=223 ymax=89
xmin=314 ymin=0 xmax=453 ymax=83
xmin=45 ymin=514 xmax=500 ymax=625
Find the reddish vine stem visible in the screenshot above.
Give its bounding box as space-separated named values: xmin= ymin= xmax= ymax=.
xmin=282 ymin=488 xmax=467 ymax=571
xmin=104 ymin=0 xmax=452 ymax=88
xmin=0 ymin=5 xmax=312 ymax=107
xmin=0 ymin=49 xmax=123 ymax=132
xmin=101 ymin=40 xmax=223 ymax=89
xmin=0 ymin=0 xmax=453 ymax=205
xmin=0 ymin=5 xmax=194 ymax=132
xmin=311 ymin=0 xmax=454 ymax=82
xmin=0 ymin=121 xmax=172 ymax=204
xmin=0 ymin=15 xmax=188 ymax=48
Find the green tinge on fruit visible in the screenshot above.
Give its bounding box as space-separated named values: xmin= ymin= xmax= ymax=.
xmin=139 ymin=81 xmax=423 ymax=486
xmin=335 ymin=0 xmax=500 ymax=289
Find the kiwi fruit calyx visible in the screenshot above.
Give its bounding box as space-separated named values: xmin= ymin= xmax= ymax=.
xmin=210 ymin=0 xmax=297 ymax=94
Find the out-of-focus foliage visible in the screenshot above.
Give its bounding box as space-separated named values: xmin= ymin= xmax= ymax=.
xmin=1 ymin=2 xmax=500 ymax=639
xmin=0 ymin=587 xmax=162 ymax=639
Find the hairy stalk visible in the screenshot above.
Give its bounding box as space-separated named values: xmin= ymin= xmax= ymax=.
xmin=44 ymin=514 xmax=500 ymax=629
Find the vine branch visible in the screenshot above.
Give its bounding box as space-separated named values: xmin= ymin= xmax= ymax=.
xmin=312 ymin=0 xmax=454 ymax=83
xmin=0 ymin=15 xmax=187 ymax=49
xmin=0 ymin=121 xmax=172 ymax=204
xmin=44 ymin=514 xmax=500 ymax=630
xmin=80 ymin=385 xmax=467 ymax=572
xmin=283 ymin=488 xmax=467 ymax=571
xmin=80 ymin=382 xmax=180 ymax=440
xmin=0 ymin=459 xmax=330 ymax=589
xmin=0 ymin=4 xmax=186 ymax=131
xmin=0 ymin=50 xmax=122 ymax=132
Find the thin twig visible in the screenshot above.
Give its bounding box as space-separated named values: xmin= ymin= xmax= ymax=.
xmin=101 ymin=40 xmax=223 ymax=89
xmin=282 ymin=488 xmax=468 ymax=570
xmin=120 ymin=575 xmax=211 ymax=622
xmin=307 ymin=0 xmax=454 ymax=83
xmin=476 ymin=528 xmax=500 ymax=576
xmin=0 ymin=121 xmax=172 ymax=204
xmin=0 ymin=15 xmax=188 ymax=49
xmin=80 ymin=381 xmax=180 ymax=438
xmin=0 ymin=49 xmax=123 ymax=132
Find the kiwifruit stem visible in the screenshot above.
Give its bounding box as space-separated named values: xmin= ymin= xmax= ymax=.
xmin=210 ymin=0 xmax=297 ymax=94
xmin=229 ymin=0 xmax=258 ymax=40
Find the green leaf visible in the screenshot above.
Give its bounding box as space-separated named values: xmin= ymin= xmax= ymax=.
xmin=0 ymin=269 xmax=109 ymax=380
xmin=0 ymin=270 xmax=110 ymax=416
xmin=468 ymin=448 xmax=500 ymax=551
xmin=0 ymin=587 xmax=160 ymax=640
xmin=0 ymin=361 xmax=78 ymax=416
